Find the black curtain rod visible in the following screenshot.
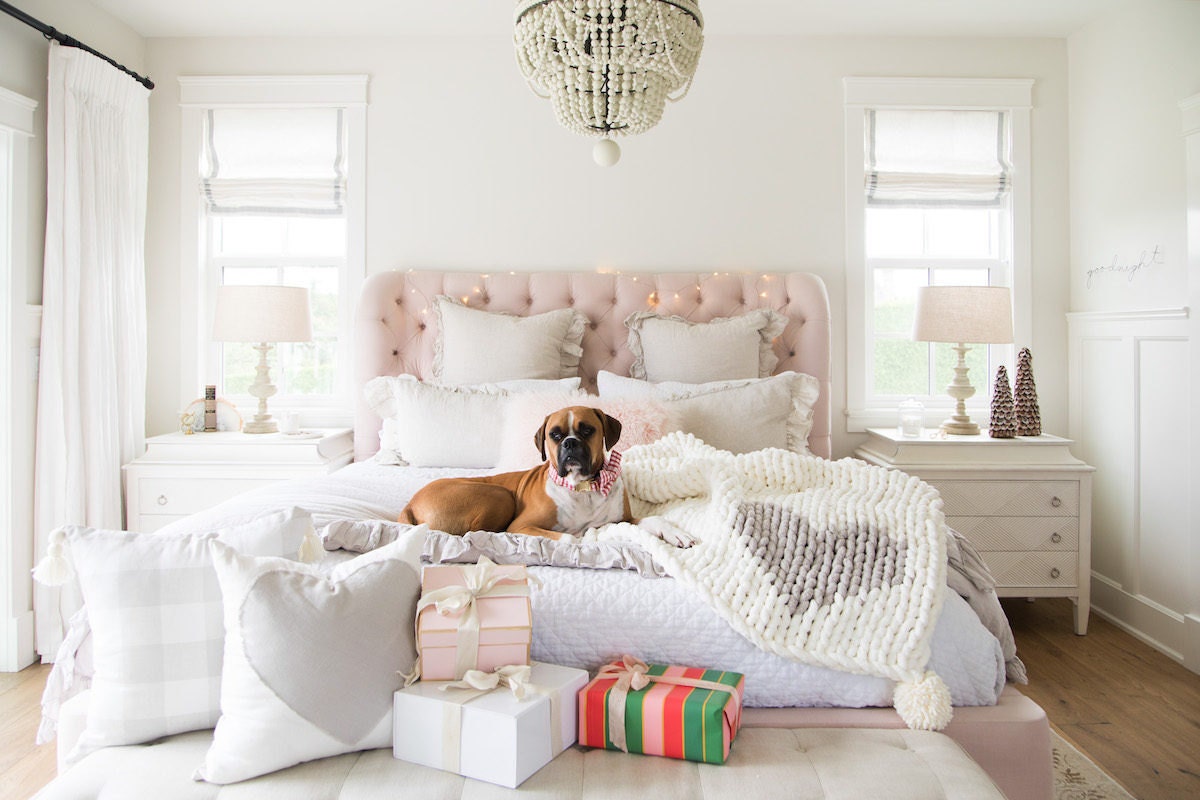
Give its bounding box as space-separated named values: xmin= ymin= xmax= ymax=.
xmin=0 ymin=0 xmax=154 ymax=90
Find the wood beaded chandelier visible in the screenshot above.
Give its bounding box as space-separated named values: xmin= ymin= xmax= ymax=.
xmin=514 ymin=0 xmax=704 ymax=166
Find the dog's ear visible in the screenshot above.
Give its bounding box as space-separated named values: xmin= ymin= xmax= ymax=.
xmin=534 ymin=415 xmax=550 ymax=461
xmin=599 ymin=411 xmax=623 ymax=450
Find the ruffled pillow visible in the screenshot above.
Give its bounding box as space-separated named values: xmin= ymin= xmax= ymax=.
xmin=625 ymin=308 xmax=786 ymax=383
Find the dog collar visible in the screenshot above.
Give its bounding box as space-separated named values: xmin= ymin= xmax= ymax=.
xmin=549 ymin=450 xmax=622 ymax=497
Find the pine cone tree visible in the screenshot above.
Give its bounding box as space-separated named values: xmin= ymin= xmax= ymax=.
xmin=989 ymin=365 xmax=1017 ymax=438
xmin=1014 ymin=347 xmax=1041 ymax=436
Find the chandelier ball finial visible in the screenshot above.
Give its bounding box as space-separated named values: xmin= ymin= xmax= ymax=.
xmin=593 ymin=138 xmax=621 ymax=167
xmin=515 ymin=0 xmax=704 ymax=152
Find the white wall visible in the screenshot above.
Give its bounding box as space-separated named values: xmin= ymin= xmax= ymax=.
xmin=1067 ymin=0 xmax=1200 ymax=670
xmin=144 ymin=34 xmax=1071 ymax=458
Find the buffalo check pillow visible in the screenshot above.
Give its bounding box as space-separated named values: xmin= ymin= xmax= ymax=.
xmin=63 ymin=507 xmax=312 ymax=764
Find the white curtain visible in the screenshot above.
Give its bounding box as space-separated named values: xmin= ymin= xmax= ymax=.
xmin=34 ymin=42 xmax=149 ymax=659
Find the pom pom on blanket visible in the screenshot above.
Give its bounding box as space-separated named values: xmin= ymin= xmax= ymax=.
xmin=893 ymin=671 xmax=953 ymax=731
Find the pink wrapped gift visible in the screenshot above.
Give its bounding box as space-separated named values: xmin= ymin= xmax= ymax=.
xmin=417 ymin=557 xmax=533 ymax=681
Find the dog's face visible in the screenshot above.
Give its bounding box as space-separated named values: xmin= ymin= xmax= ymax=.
xmin=534 ymin=406 xmax=622 ymax=480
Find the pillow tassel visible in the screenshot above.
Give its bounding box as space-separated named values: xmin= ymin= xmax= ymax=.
xmin=297 ymin=524 xmax=324 ymax=564
xmin=32 ymin=528 xmax=75 ymax=586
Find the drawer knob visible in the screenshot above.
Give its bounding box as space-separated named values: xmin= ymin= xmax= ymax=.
xmin=1050 ymin=532 xmax=1062 ymax=544
xmin=157 ymin=494 xmax=168 ymax=506
xmin=1050 ymin=496 xmax=1062 ymax=508
xmin=1050 ymin=567 xmax=1061 ymax=579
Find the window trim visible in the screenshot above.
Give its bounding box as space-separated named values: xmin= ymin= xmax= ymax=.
xmin=178 ymin=75 xmax=368 ymax=427
xmin=843 ymin=77 xmax=1033 ymax=432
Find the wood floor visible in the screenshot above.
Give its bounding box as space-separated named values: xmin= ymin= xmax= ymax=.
xmin=1003 ymin=597 xmax=1200 ymax=800
xmin=0 ymin=662 xmax=55 ymax=800
xmin=2 ymin=598 xmax=1199 ymax=799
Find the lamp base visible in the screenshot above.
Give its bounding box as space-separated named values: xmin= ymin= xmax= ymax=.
xmin=939 ymin=417 xmax=981 ymax=436
xmin=243 ymin=417 xmax=279 ymax=434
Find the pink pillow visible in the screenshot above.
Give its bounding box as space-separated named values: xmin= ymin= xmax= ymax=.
xmin=494 ymin=394 xmax=673 ymax=472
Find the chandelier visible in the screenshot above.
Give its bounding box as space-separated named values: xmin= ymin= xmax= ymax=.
xmin=514 ymin=0 xmax=704 ymax=166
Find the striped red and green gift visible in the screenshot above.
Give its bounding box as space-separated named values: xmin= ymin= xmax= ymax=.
xmin=578 ymin=662 xmax=745 ymax=764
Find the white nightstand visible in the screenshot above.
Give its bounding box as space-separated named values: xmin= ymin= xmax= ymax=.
xmin=855 ymin=427 xmax=1095 ymax=635
xmin=123 ymin=428 xmax=353 ymax=533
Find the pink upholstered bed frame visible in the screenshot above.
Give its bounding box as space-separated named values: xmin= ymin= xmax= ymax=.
xmin=352 ymin=269 xmax=1051 ymax=800
xmin=354 ymin=270 xmax=832 ymax=462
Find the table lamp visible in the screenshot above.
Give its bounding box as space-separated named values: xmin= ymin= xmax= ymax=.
xmin=212 ymin=285 xmax=312 ymax=434
xmin=912 ymin=285 xmax=1013 ymax=435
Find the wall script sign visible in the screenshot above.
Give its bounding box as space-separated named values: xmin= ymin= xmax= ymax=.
xmin=1086 ymin=245 xmax=1164 ymax=289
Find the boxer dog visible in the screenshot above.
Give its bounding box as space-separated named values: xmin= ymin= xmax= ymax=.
xmin=399 ymin=406 xmax=692 ymax=546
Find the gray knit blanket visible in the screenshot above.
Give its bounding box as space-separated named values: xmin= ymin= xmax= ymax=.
xmin=598 ymin=432 xmax=953 ymax=730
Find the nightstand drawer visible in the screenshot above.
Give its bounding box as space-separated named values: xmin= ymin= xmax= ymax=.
xmin=946 ymin=516 xmax=1079 ymax=552
xmin=931 ymin=480 xmax=1078 ymax=517
xmin=982 ymin=551 xmax=1078 ymax=588
xmin=135 ymin=477 xmax=272 ymax=515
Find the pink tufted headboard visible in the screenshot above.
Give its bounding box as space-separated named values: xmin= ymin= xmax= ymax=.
xmin=354 ymin=271 xmax=832 ymax=461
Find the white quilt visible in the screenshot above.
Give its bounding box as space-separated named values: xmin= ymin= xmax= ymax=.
xmin=149 ymin=461 xmax=1005 ymax=709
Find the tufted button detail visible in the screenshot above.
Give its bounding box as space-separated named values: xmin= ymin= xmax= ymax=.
xmin=481 ymin=294 xmax=490 ymax=303
xmin=610 ymin=350 xmax=617 ymax=357
xmin=589 ymin=322 xmax=598 ymax=330
xmin=567 ymin=297 xmax=575 ymax=306
xmin=789 ymin=351 xmax=796 ymax=357
xmin=418 ymin=323 xmax=426 ymax=330
xmin=391 ymin=349 xmax=399 ymax=356
xmin=524 ymin=297 xmax=533 ymax=305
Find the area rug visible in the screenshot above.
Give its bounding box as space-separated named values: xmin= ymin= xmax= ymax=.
xmin=1052 ymin=730 xmax=1137 ymax=800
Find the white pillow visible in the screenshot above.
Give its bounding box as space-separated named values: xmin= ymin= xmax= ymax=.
xmin=62 ymin=507 xmax=313 ymax=763
xmin=433 ymin=296 xmax=587 ymax=384
xmin=494 ymin=394 xmax=674 ymax=472
xmin=625 ymin=308 xmax=786 ymax=383
xmin=597 ymin=371 xmax=820 ymax=454
xmin=196 ymin=528 xmax=425 ymax=785
xmin=365 ymin=375 xmax=585 ymax=467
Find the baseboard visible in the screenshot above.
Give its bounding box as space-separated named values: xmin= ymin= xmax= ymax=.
xmin=1184 ymin=615 xmax=1200 ymax=674
xmin=1091 ymin=574 xmax=1190 ymax=668
xmin=0 ymin=610 xmax=36 ymax=672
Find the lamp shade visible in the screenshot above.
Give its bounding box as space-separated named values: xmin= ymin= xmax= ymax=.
xmin=212 ymin=285 xmax=312 ymax=343
xmin=912 ymin=286 xmax=1013 ymax=345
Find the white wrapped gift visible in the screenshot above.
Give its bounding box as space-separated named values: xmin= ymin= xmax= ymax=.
xmin=393 ymin=661 xmax=587 ymax=788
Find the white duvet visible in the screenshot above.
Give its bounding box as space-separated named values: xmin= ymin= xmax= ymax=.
xmin=147 ymin=461 xmax=1006 ymax=709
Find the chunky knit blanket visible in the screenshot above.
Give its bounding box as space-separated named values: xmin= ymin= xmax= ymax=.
xmin=598 ymin=432 xmax=953 ymax=730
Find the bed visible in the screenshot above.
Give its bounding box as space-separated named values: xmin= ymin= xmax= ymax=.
xmin=37 ymin=270 xmax=1052 ymax=800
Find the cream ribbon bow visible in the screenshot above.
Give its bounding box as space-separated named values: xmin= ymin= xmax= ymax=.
xmin=408 ymin=556 xmax=539 ymax=684
xmin=599 ymin=655 xmax=741 ymax=753
xmin=442 ymin=664 xmax=534 ymax=700
xmin=435 ymin=663 xmax=562 ymax=772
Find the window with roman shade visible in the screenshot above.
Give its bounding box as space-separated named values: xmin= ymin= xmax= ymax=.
xmin=843 ymin=79 xmax=1032 ymax=432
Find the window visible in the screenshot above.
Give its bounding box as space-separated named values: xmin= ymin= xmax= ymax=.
xmin=178 ymin=77 xmax=367 ymax=424
xmin=844 ymin=79 xmax=1033 ymax=431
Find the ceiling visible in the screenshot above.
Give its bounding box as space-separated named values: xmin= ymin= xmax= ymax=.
xmin=83 ymin=0 xmax=1139 ymax=39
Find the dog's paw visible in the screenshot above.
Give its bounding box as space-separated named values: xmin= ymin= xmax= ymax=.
xmin=637 ymin=517 xmax=697 ymax=548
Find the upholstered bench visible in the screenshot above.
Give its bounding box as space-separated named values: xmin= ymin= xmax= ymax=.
xmin=38 ymin=721 xmax=1003 ymax=799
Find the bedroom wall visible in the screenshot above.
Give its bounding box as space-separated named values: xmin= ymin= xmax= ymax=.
xmin=142 ymin=33 xmax=1071 ymax=460
xmin=1066 ymin=0 xmax=1200 ymax=672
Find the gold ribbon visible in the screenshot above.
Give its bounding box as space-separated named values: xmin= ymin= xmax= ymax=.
xmin=408 ymin=556 xmax=540 ymax=684
xmin=435 ymin=664 xmax=563 ymax=773
xmin=599 ymin=655 xmax=741 ymax=754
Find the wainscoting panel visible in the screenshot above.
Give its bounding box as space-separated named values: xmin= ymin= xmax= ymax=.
xmin=1068 ymin=309 xmax=1192 ymax=666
